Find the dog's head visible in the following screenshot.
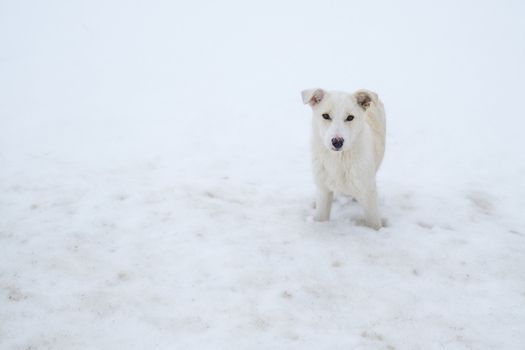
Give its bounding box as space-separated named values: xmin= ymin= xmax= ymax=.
xmin=302 ymin=88 xmax=378 ymax=152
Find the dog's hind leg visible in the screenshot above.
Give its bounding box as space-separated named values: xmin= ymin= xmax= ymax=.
xmin=314 ymin=188 xmax=333 ymax=221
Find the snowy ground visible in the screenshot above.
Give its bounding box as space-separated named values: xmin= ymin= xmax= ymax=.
xmin=1 ymin=1 xmax=525 ymax=349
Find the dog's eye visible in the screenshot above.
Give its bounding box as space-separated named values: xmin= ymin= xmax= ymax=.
xmin=346 ymin=115 xmax=355 ymax=121
xmin=322 ymin=113 xmax=331 ymax=120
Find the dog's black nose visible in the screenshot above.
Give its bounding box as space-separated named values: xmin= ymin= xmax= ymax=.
xmin=331 ymin=137 xmax=344 ymax=150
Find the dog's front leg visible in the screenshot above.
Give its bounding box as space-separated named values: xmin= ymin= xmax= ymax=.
xmin=359 ymin=185 xmax=382 ymax=230
xmin=314 ymin=188 xmax=333 ymax=221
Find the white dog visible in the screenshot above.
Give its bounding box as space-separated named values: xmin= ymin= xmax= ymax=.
xmin=301 ymin=88 xmax=386 ymax=229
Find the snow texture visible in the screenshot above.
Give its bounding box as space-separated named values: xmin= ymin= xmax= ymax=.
xmin=1 ymin=1 xmax=525 ymax=349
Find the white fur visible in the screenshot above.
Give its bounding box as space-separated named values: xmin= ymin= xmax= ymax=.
xmin=302 ymin=88 xmax=386 ymax=229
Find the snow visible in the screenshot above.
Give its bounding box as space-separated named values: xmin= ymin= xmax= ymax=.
xmin=1 ymin=1 xmax=525 ymax=349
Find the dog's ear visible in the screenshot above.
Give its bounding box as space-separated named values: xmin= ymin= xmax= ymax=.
xmin=301 ymin=88 xmax=325 ymax=107
xmin=354 ymin=89 xmax=378 ymax=110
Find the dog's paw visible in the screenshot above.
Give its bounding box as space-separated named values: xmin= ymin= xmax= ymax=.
xmin=358 ymin=217 xmax=382 ymax=230
xmin=366 ymin=220 xmax=382 ymax=230
xmin=313 ymin=214 xmax=330 ymax=222
xmin=369 ymin=223 xmax=382 ymax=230
xmin=356 ymin=217 xmax=385 ymax=230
